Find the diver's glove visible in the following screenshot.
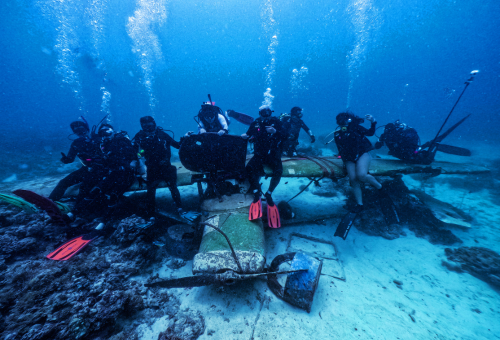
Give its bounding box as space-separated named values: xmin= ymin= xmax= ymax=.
xmin=374 ymin=141 xmax=383 ymax=149
xmin=310 ymin=135 xmax=316 ymax=143
xmin=60 ymin=152 xmax=72 ymax=164
xmin=199 ymin=128 xmax=207 ymax=134
xmin=217 ymin=129 xmax=226 ymax=136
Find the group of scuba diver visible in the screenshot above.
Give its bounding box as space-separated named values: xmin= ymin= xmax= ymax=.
xmin=50 ymin=80 xmax=472 ymax=231
xmin=49 ymin=97 xmax=318 ymax=228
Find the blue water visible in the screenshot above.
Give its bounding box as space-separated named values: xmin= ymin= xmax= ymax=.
xmin=1 ymin=0 xmax=499 ymax=148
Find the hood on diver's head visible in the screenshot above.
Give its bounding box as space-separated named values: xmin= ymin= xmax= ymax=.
xmin=98 ymin=123 xmax=114 ymax=138
xmin=259 ymin=107 xmax=273 ymax=118
xmin=291 ymin=106 xmax=303 ymax=119
xmin=336 ymin=111 xmax=362 ymax=127
xmin=70 ymin=121 xmax=89 ymax=132
xmin=70 ymin=121 xmax=89 ymax=137
xmin=140 ymin=116 xmax=156 ymax=133
xmin=394 ymin=120 xmax=407 ymax=130
xmin=199 ymin=103 xmax=221 ymax=123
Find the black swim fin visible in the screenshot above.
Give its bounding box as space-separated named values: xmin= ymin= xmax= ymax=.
xmin=378 ymin=190 xmax=400 ymax=225
xmin=334 ymin=212 xmax=357 ymax=240
xmin=227 ymin=110 xmax=255 ymax=125
xmin=13 ymin=189 xmax=70 ymax=225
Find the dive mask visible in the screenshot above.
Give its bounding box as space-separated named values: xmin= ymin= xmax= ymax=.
xmin=141 ymin=121 xmax=156 ymax=133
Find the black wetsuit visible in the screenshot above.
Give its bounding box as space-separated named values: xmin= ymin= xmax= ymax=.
xmin=77 ymin=132 xmax=136 ymax=214
xmin=133 ymin=128 xmax=182 ymax=217
xmin=334 ymin=122 xmax=376 ymax=162
xmin=375 ymin=123 xmax=432 ymax=164
xmin=49 ymin=136 xmax=104 ymax=202
xmin=245 ymin=116 xmax=287 ymax=192
xmin=280 ymin=115 xmax=313 ymax=156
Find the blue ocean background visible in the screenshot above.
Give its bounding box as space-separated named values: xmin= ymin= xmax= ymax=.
xmin=1 ymin=0 xmax=499 ymax=157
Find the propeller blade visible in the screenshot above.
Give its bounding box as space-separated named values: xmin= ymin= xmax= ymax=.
xmin=436 ymin=143 xmax=471 ymax=156
xmin=145 ymin=275 xmax=219 ymax=288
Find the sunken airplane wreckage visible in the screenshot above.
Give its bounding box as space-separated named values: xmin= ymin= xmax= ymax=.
xmin=0 ymin=132 xmax=490 ymax=312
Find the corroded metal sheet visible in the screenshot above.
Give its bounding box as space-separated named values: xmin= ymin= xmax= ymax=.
xmin=193 ymin=250 xmax=266 ymax=275
xmin=193 ymin=212 xmax=265 ymax=275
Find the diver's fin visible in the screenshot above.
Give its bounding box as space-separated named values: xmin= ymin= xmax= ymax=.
xmin=13 ymin=189 xmax=69 ymax=225
xmin=436 ymin=143 xmax=471 ymax=156
xmin=334 ymin=212 xmax=357 ymax=240
xmin=46 ymin=233 xmax=98 ymax=261
xmin=378 ymin=191 xmax=400 ymax=225
xmin=249 ymin=199 xmax=262 ymax=220
xmin=227 ymin=110 xmax=255 ymax=125
xmin=267 ymin=203 xmax=281 ymax=228
xmin=0 ymin=193 xmax=39 ymax=213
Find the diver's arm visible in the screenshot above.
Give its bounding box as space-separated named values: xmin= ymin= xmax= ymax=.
xmin=374 ymin=131 xmax=385 ymax=149
xmin=365 ymin=121 xmax=377 ymax=136
xmin=218 ymin=114 xmax=229 ymax=134
xmin=364 ymin=115 xmax=377 ymax=136
xmin=198 ymin=121 xmax=206 ymax=134
xmin=61 ymin=141 xmax=79 ymax=164
xmin=245 ymin=120 xmax=258 ymax=138
xmin=301 ymin=121 xmax=315 ymax=142
xmin=165 ymin=132 xmax=181 ymax=149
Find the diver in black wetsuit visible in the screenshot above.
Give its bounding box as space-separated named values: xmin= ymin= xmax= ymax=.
xmin=49 ymin=120 xmax=103 ymax=202
xmin=280 ymin=107 xmax=315 ymax=157
xmin=132 ymin=116 xmax=187 ymax=219
xmin=334 ymin=112 xmax=383 ymax=212
xmin=374 ymin=120 xmax=433 ymax=164
xmin=242 ymin=107 xmax=287 ymax=205
xmin=73 ymin=124 xmax=136 ymax=216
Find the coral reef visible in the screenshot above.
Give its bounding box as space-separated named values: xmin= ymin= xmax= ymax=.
xmin=443 ymin=246 xmax=500 ymax=288
xmin=352 ymin=176 xmax=462 ymax=245
xmin=0 ymin=203 xmax=188 ymax=340
xmin=157 ymin=310 xmax=205 ymax=340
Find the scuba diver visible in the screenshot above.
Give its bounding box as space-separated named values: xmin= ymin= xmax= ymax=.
xmin=70 ymin=124 xmax=136 ymax=218
xmin=332 ymin=111 xmax=400 ymax=240
xmin=334 ymin=112 xmax=383 ymax=213
xmin=49 ymin=119 xmax=103 ymax=202
xmin=242 ymin=107 xmax=287 ymax=228
xmin=133 ymin=116 xmax=198 ymax=221
xmin=374 ymin=120 xmax=433 ymax=164
xmin=186 ymin=97 xmax=229 ymax=136
xmin=279 ymin=107 xmax=315 ymax=157
xmin=374 ymin=116 xmax=471 ymax=165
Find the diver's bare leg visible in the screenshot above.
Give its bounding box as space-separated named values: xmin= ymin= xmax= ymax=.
xmin=355 ymin=153 xmax=382 ymax=190
xmin=346 ymin=161 xmax=363 ymax=205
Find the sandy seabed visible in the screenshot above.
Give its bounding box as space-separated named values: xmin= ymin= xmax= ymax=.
xmin=138 ymin=145 xmax=500 ymax=340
